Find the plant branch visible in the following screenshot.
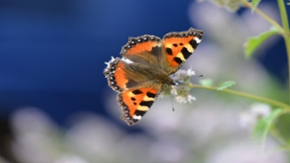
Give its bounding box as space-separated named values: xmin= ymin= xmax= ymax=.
xmin=277 ymin=0 xmax=290 ymax=103
xmin=277 ymin=0 xmax=289 ymax=33
xmin=270 ymin=128 xmax=290 ymax=152
xmin=189 ymin=84 xmax=290 ymax=110
xmin=255 ymin=8 xmax=285 ymax=34
xmin=242 ymin=1 xmax=285 ymax=34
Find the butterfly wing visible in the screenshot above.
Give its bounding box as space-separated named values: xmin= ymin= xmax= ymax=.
xmin=104 ymin=57 xmax=162 ymax=125
xmin=120 ymin=35 xmax=163 ymax=68
xmin=161 ymin=28 xmax=204 ymax=74
xmin=104 ymin=57 xmax=127 ymax=92
xmin=118 ymin=86 xmax=161 ymax=125
xmin=118 ymin=28 xmax=204 ymax=74
xmin=104 ymin=28 xmax=204 ymax=126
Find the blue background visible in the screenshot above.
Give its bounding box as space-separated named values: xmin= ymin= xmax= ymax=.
xmin=0 ymin=0 xmax=288 ymax=125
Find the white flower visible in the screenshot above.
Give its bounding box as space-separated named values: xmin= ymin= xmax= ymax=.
xmin=175 ymin=94 xmax=196 ymax=104
xmin=187 ymin=94 xmax=196 ymax=103
xmin=186 ymin=68 xmax=195 ymax=76
xmin=171 ymin=68 xmax=195 ymax=83
xmin=170 ymin=86 xmax=178 ymax=95
xmin=239 ymin=103 xmax=271 ymax=128
xmin=160 ymin=68 xmax=197 ymax=104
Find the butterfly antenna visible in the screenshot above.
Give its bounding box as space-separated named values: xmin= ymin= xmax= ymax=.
xmin=170 ymin=94 xmax=175 ymax=112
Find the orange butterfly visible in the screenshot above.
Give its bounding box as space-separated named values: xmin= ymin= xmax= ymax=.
xmin=104 ymin=28 xmax=203 ymax=125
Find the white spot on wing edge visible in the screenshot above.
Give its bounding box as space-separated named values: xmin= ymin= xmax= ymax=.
xmin=194 ymin=37 xmax=202 ymax=44
xmin=133 ymin=115 xmax=142 ymax=120
xmin=104 ymin=56 xmax=116 ymax=70
xmin=121 ymin=57 xmax=134 ymax=64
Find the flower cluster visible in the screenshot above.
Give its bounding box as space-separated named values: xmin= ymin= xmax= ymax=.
xmin=239 ymin=103 xmax=271 ymax=128
xmin=161 ymin=68 xmax=196 ymax=104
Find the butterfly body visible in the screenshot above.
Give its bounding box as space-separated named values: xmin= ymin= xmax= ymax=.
xmin=104 ymin=28 xmax=203 ymax=125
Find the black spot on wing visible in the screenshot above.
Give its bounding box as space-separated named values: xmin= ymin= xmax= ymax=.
xmin=132 ymin=119 xmax=139 ymax=123
xmin=134 ymin=110 xmax=146 ymax=116
xmin=181 ymin=47 xmax=191 ymax=59
xmin=132 ymin=90 xmax=143 ymax=95
xmin=173 ymin=57 xmax=183 ymax=65
xmin=189 ymin=39 xmax=198 ymax=49
xmin=166 ymin=48 xmax=173 ymax=55
xmin=146 ymin=92 xmax=156 ymax=98
xmin=140 ymin=101 xmax=154 ymax=108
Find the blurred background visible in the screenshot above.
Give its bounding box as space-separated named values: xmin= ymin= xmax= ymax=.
xmin=1 ymin=0 xmax=290 ymax=163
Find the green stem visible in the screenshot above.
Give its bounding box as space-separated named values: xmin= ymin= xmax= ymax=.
xmin=270 ymin=110 xmax=290 ymax=152
xmin=190 ymin=84 xmax=290 ymax=110
xmin=277 ymin=0 xmax=290 ymax=33
xmin=243 ymin=1 xmax=285 ymax=34
xmin=277 ymin=0 xmax=290 ymax=103
xmin=254 ymin=7 xmax=285 ymax=34
xmin=270 ymin=127 xmax=287 ymax=146
xmin=270 ymin=128 xmax=290 ymax=152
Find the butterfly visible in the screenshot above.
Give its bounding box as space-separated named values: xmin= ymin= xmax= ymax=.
xmin=104 ymin=28 xmax=203 ymax=125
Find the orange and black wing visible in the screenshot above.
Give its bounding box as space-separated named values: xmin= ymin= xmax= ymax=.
xmin=161 ymin=28 xmax=204 ymax=74
xmin=118 ymin=87 xmax=161 ymax=125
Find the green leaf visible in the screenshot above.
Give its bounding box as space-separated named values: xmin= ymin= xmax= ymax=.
xmin=245 ymin=27 xmax=279 ymax=58
xmin=199 ymin=79 xmax=213 ymax=87
xmin=251 ymin=0 xmax=261 ymax=12
xmin=253 ymin=108 xmax=282 ymax=144
xmin=217 ymin=81 xmax=235 ymax=90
